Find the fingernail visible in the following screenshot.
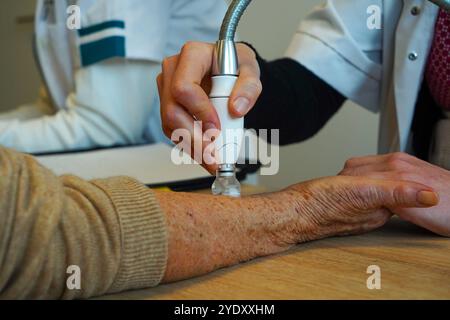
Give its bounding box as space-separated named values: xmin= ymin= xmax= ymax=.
xmin=417 ymin=191 xmax=439 ymax=206
xmin=204 ymin=122 xmax=217 ymax=131
xmin=233 ymin=97 xmax=250 ymax=115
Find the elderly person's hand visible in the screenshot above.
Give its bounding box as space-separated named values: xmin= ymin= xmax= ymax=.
xmin=339 ymin=152 xmax=450 ymax=237
xmin=157 ymin=42 xmax=260 ymax=174
xmin=274 ymin=176 xmax=439 ymax=242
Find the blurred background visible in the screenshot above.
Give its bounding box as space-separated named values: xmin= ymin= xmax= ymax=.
xmin=0 ymin=0 xmax=379 ymax=190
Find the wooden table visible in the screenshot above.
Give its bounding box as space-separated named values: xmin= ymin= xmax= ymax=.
xmin=101 ymin=186 xmax=450 ymax=300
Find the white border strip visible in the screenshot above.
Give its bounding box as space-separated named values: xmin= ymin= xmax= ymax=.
xmin=78 ymin=28 xmax=126 ymax=46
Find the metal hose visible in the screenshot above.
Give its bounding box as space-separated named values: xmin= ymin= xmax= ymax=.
xmin=219 ymin=0 xmax=253 ymax=41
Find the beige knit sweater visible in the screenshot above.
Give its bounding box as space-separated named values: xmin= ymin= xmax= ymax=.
xmin=0 ymin=147 xmax=168 ymax=299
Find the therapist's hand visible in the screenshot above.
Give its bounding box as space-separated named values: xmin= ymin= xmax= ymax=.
xmin=339 ymin=152 xmax=450 ymax=237
xmin=157 ymin=42 xmax=261 ymax=173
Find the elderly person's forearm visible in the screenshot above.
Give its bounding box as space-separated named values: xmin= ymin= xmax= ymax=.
xmin=0 ymin=147 xmax=437 ymax=299
xmin=157 ymin=190 xmax=306 ymax=282
xmin=157 ymin=177 xmax=438 ymax=283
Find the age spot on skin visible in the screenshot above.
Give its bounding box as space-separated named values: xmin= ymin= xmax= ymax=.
xmin=186 ymin=210 xmax=194 ymax=218
xmin=300 ymin=190 xmax=313 ymax=201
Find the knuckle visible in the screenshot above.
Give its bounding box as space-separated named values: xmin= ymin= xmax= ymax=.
xmin=245 ymin=79 xmax=263 ymax=96
xmin=386 ymin=160 xmax=400 ymax=171
xmin=172 ymin=81 xmax=193 ymax=101
xmin=339 ymin=167 xmax=355 ymax=176
xmin=161 ymin=57 xmax=170 ymax=69
xmin=389 ymin=152 xmax=409 ymax=162
xmin=161 ymin=58 xmax=169 ymax=69
xmin=181 ymin=41 xmax=196 ymax=51
xmin=344 ymin=157 xmax=358 ymax=168
xmin=180 ymin=41 xmax=203 ymax=56
xmin=386 ymin=157 xmax=407 ymax=171
xmin=162 ymin=56 xmax=176 ymax=72
xmin=237 ymin=42 xmax=254 ymax=54
xmin=386 ymin=152 xmax=412 ymax=170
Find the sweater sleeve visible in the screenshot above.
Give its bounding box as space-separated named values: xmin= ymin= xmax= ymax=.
xmin=0 ymin=147 xmax=167 ymax=299
xmin=244 ymin=46 xmax=347 ymax=146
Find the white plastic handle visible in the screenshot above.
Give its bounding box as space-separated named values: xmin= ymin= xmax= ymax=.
xmin=209 ymin=75 xmax=244 ymax=165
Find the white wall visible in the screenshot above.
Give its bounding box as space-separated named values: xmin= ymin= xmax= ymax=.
xmin=237 ymin=0 xmax=380 ymax=190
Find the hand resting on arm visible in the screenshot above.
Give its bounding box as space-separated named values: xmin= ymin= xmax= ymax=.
xmin=0 ymin=147 xmax=438 ymax=298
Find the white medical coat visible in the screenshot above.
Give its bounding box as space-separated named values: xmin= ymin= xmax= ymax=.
xmin=286 ymin=0 xmax=440 ymax=154
xmin=0 ymin=0 xmax=227 ymax=153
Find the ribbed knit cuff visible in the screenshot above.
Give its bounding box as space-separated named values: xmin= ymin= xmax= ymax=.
xmin=92 ymin=177 xmax=168 ymax=294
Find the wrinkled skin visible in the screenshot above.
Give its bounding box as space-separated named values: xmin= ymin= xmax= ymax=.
xmin=155 ymin=41 xmax=448 ymax=238
xmin=278 ymin=176 xmax=439 ymax=244
xmin=339 ymin=152 xmax=450 ymax=237
xmin=160 ymin=174 xmax=439 ymax=282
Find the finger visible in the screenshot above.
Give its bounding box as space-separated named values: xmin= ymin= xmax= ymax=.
xmin=352 ymin=177 xmax=440 ymax=209
xmin=202 ymin=129 xmax=220 ymax=174
xmin=160 ymin=56 xmax=201 ymax=158
xmin=164 ymin=104 xmax=196 ymax=139
xmin=165 ymin=105 xmax=218 ymax=174
xmin=169 ymin=116 xmax=219 ymax=174
xmin=161 ymin=55 xmax=182 ymax=134
xmin=171 ymin=42 xmax=220 ymax=129
xmin=343 ymin=152 xmax=426 ymax=170
xmin=229 ymin=45 xmax=262 ymax=117
xmin=312 ymin=176 xmax=439 ymax=215
xmin=339 ymin=160 xmax=413 ymax=177
xmin=160 ymin=53 xmax=218 ymax=174
xmin=341 ymin=170 xmax=431 ymax=195
xmin=161 ymin=55 xmax=199 ymax=138
xmin=202 ymin=151 xmax=219 ymax=174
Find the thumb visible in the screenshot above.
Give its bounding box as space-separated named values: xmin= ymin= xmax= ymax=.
xmin=355 ymin=178 xmax=439 ymax=210
xmin=229 ymin=65 xmax=262 ymax=118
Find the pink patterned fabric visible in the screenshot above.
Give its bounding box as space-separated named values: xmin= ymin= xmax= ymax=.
xmin=426 ymin=9 xmax=450 ymax=110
